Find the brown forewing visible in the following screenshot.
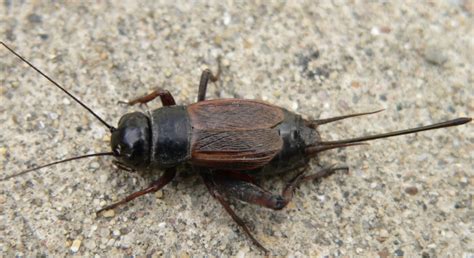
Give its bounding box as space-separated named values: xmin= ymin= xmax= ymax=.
xmin=188 ymin=99 xmax=284 ymax=130
xmin=188 ymin=99 xmax=285 ymax=170
xmin=191 ymin=129 xmax=283 ymax=170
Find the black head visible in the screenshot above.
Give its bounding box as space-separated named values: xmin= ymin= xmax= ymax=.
xmin=111 ymin=112 xmax=151 ymax=169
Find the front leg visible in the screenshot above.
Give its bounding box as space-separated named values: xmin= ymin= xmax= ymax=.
xmin=96 ymin=168 xmax=176 ymax=214
xmin=121 ymin=87 xmax=176 ymax=107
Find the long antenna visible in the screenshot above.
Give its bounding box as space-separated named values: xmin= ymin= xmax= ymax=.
xmin=321 ymin=117 xmax=471 ymax=145
xmin=1 ymin=41 xmax=116 ymax=132
xmin=0 ymin=152 xmax=114 ymax=181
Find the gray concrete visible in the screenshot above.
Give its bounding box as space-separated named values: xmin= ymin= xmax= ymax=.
xmin=0 ymin=1 xmax=472 ymax=257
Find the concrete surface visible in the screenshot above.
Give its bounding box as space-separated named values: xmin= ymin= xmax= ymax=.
xmin=0 ymin=1 xmax=473 ymax=257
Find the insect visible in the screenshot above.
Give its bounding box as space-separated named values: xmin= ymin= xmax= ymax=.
xmin=1 ymin=42 xmax=471 ymax=253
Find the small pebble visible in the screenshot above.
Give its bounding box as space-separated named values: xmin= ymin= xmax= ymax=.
xmin=150 ymin=250 xmax=164 ymax=257
xmin=70 ymin=239 xmax=82 ymax=253
xmin=351 ymin=80 xmax=361 ymax=88
xmin=99 ymin=174 xmax=108 ymax=184
xmin=107 ymin=238 xmax=115 ymax=246
xmin=89 ymin=225 xmax=98 ymax=234
xmin=214 ymin=35 xmax=223 ymax=45
xmin=243 ymin=39 xmax=252 ymax=49
xmin=291 ymin=101 xmax=299 ymax=111
xmin=90 ymin=162 xmax=100 ymax=169
xmin=235 ymin=248 xmax=248 ymax=258
xmin=405 ymin=186 xmax=418 ymax=195
xmin=370 ymin=26 xmax=381 ymax=35
xmin=84 ymin=239 xmax=97 ymax=250
xmin=380 ymin=26 xmax=391 ymax=33
xmin=27 ymin=13 xmax=42 ymax=23
xmin=100 ymin=52 xmax=108 ymax=60
xmin=49 ymin=112 xmax=59 ymax=120
xmin=377 ymin=229 xmax=389 ymax=242
xmin=223 ymin=12 xmax=231 ymax=25
xmin=120 ymin=234 xmax=133 ymax=248
xmin=102 ymin=134 xmax=111 ymax=143
xmin=164 ymin=68 xmax=172 ymax=78
xmin=178 ymin=251 xmax=190 ymax=258
xmin=102 ymin=209 xmax=115 ymax=218
xmin=394 ymin=249 xmax=404 ymax=257
xmin=378 ymin=249 xmax=390 ymax=258
xmin=155 ymin=190 xmax=163 ymax=199
xmin=221 ymin=58 xmax=230 ymax=67
xmin=424 ymin=46 xmax=448 ymax=65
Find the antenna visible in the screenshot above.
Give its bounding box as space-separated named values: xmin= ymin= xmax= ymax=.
xmin=1 ymin=41 xmax=116 ymax=132
xmin=0 ymin=152 xmax=114 ymax=181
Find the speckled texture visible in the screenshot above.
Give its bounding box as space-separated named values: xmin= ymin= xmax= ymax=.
xmin=0 ymin=1 xmax=473 ymax=257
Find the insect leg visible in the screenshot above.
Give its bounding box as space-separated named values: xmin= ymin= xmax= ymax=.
xmin=211 ymin=175 xmax=286 ymax=210
xmin=112 ymin=160 xmax=136 ymax=172
xmin=200 ymin=173 xmax=269 ymax=254
xmin=208 ymin=166 xmax=347 ymax=211
xmin=197 ymin=57 xmax=221 ymax=102
xmin=120 ymin=87 xmax=176 ymax=106
xmin=273 ymin=166 xmax=348 ymax=209
xmin=96 ymin=168 xmax=176 ymax=214
xmin=298 ymin=165 xmax=348 ymax=182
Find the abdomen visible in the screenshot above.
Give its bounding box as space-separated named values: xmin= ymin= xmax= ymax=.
xmin=255 ymin=110 xmax=320 ymax=176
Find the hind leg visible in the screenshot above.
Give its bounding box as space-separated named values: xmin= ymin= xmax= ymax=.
xmin=210 ymin=166 xmax=347 ymax=211
xmin=199 ymin=166 xmax=346 ymax=252
xmin=200 ymin=172 xmax=268 ymax=253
